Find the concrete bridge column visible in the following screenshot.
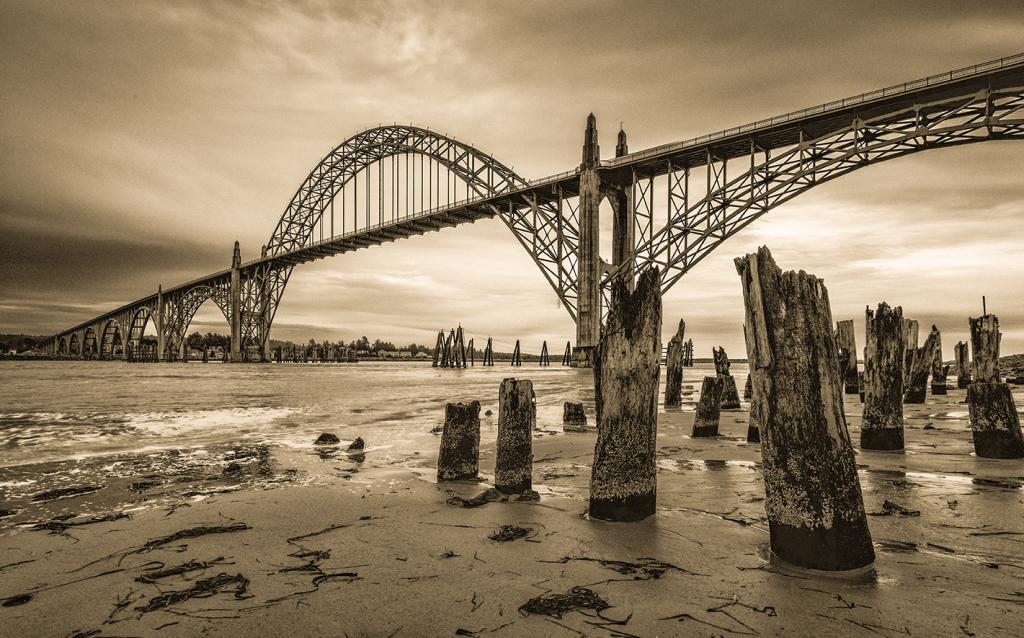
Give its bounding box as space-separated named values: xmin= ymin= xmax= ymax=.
xmin=156 ymin=285 xmax=166 ymax=361
xmin=229 ymin=241 xmax=243 ymax=362
xmin=574 ymin=113 xmax=602 ymax=367
xmin=610 ymin=128 xmax=634 ymax=291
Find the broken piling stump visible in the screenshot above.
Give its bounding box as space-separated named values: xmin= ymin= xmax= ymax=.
xmin=437 ymin=401 xmax=481 ymax=481
xmin=496 ymin=379 xmax=534 ymax=493
xmin=905 ymin=325 xmax=939 ymax=404
xmin=735 ymin=246 xmax=874 ymax=571
xmin=712 ymin=347 xmax=742 ymax=409
xmin=901 ymin=318 xmax=919 ymax=387
xmin=955 ymin=341 xmax=971 ymax=388
xmin=862 ymin=303 xmax=906 ymax=451
xmin=692 ymin=376 xmax=723 ymax=437
xmin=664 ymin=319 xmax=686 ymax=408
xmin=563 ymin=401 xmax=588 ymax=431
xmin=589 ymin=267 xmax=662 ymax=522
xmin=931 ymin=332 xmax=949 ymax=395
xmin=967 ymin=314 xmax=1024 ymax=459
xmin=836 ymin=319 xmax=859 ymax=394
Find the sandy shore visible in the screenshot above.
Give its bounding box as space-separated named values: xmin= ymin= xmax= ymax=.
xmin=1 ymin=385 xmax=1023 ymax=637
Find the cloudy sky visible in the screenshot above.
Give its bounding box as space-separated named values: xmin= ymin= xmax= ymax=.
xmin=2 ymin=1 xmax=1023 ymax=356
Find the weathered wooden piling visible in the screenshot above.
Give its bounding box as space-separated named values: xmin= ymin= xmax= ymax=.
xmin=692 ymin=376 xmax=723 ymax=437
xmin=664 ymin=319 xmax=686 ymax=408
xmin=967 ymin=315 xmax=1024 ymax=458
xmin=835 ymin=320 xmax=859 ymax=394
xmin=539 ymin=341 xmax=550 ymax=366
xmin=735 ymin=246 xmax=874 ymax=571
xmin=562 ymin=341 xmax=572 ymax=366
xmin=483 ymin=337 xmax=494 ymax=366
xmin=712 ymin=347 xmax=742 ymax=409
xmin=743 ymin=373 xmax=752 ymax=400
xmin=904 ymin=325 xmax=939 ymax=404
xmin=437 ymin=401 xmax=481 ymax=481
xmin=862 ymin=303 xmax=906 ymax=451
xmin=432 ymin=331 xmax=444 ymax=367
xmin=901 ymin=318 xmax=919 ymax=387
xmin=495 ymin=379 xmax=535 ymax=493
xmin=589 ymin=268 xmax=662 ymax=522
xmin=511 ymin=340 xmax=522 ymax=366
xmin=858 ymin=371 xmax=865 ymax=402
xmin=683 ymin=338 xmax=694 ymax=367
xmin=467 ymin=338 xmax=475 ymax=366
xmin=563 ymin=401 xmax=587 ymax=431
xmin=955 ymin=341 xmax=971 ymax=388
xmin=931 ymin=332 xmax=949 ymax=395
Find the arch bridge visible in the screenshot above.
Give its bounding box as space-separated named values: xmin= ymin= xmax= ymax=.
xmin=44 ymin=54 xmax=1024 ymax=366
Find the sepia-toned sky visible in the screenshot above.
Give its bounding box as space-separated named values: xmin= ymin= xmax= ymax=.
xmin=2 ymin=1 xmax=1023 ymax=355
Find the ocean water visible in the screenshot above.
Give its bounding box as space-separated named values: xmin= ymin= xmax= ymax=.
xmin=0 ymin=360 xmax=732 ymax=466
xmin=0 ymin=360 xmax=730 ymax=507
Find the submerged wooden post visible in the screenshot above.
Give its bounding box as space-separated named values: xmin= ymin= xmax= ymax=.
xmin=862 ymin=303 xmax=906 ymax=450
xmin=496 ymin=379 xmax=534 ymax=493
xmin=692 ymin=376 xmax=723 ymax=437
xmin=931 ymin=332 xmax=949 ymax=395
xmin=664 ymin=319 xmax=686 ymax=408
xmin=437 ymin=401 xmax=481 ymax=481
xmin=835 ymin=319 xmax=859 ymax=394
xmin=563 ymin=401 xmax=587 ymax=431
xmin=955 ymin=341 xmax=971 ymax=388
xmin=967 ymin=315 xmax=1024 ymax=458
xmin=735 ymin=246 xmax=874 ymax=571
xmin=905 ymin=325 xmax=939 ymax=404
xmin=712 ymin=347 xmax=741 ymax=409
xmin=589 ymin=267 xmax=662 ymax=522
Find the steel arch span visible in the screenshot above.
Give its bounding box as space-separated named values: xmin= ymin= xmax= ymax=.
xmin=242 ymin=124 xmax=580 ymax=354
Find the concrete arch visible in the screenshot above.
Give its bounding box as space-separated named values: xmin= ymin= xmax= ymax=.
xmin=100 ymin=319 xmax=124 ymax=359
xmin=57 ymin=336 xmax=67 ymax=355
xmin=69 ymin=332 xmax=80 ymax=356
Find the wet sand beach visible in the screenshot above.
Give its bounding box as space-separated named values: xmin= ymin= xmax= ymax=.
xmin=1 ymin=363 xmax=1023 ymax=637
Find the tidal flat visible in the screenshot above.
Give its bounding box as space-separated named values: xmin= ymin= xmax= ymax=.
xmin=1 ymin=362 xmax=1022 ymax=636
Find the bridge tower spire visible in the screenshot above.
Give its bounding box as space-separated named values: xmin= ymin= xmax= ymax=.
xmin=575 ymin=114 xmax=603 ymax=367
xmin=230 ymin=241 xmax=242 ymax=362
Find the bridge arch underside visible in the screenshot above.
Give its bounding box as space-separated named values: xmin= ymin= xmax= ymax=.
xmin=164 ymin=285 xmax=231 ymax=356
xmin=68 ymin=333 xmax=80 ymax=355
xmin=57 ymin=336 xmax=67 ymax=355
xmin=630 ymin=86 xmax=1024 ymax=292
xmin=126 ymin=307 xmax=156 ymax=358
xmin=100 ymin=320 xmax=124 ymax=359
xmin=82 ymin=327 xmax=98 ymax=358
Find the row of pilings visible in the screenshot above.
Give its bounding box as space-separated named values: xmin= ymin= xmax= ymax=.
xmin=434 ymin=245 xmax=1022 ymax=575
xmin=431 ymin=328 xmax=573 ymax=368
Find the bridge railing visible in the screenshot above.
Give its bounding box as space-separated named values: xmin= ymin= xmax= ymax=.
xmin=607 ymin=52 xmax=1024 ymax=168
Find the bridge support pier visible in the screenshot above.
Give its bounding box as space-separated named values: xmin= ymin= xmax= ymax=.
xmin=229 ymin=241 xmax=243 ymax=362
xmin=573 ymin=116 xmax=635 ymax=368
xmin=156 ymin=285 xmax=166 ymax=362
xmin=574 ymin=114 xmax=602 ymax=368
